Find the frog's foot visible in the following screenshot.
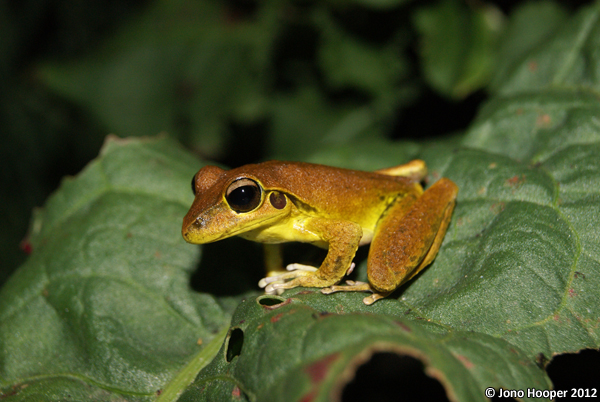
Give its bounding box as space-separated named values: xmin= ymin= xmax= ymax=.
xmin=321 ymin=280 xmax=391 ymax=305
xmin=259 ymin=264 xmax=318 ymax=295
xmin=259 ymin=263 xmax=356 ymax=295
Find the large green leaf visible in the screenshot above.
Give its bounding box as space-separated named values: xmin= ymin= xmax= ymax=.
xmin=179 ymin=293 xmax=550 ymax=402
xmin=0 ymin=137 xmax=241 ymax=400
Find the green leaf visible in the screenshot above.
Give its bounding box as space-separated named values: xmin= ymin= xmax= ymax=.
xmin=413 ymin=0 xmax=502 ymax=98
xmin=492 ymin=2 xmax=600 ymax=95
xmin=179 ymin=294 xmax=550 ymax=402
xmin=268 ymin=87 xmax=397 ymax=160
xmin=0 ymin=136 xmax=240 ymax=399
xmin=316 ymin=10 xmax=409 ymax=99
xmin=36 ymin=0 xmax=273 ymax=158
xmin=489 ymin=1 xmax=569 ymax=93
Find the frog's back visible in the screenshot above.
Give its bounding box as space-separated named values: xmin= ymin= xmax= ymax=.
xmin=232 ymin=161 xmax=421 ymax=223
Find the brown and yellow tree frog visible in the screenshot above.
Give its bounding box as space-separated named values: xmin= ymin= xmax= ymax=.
xmin=182 ymin=160 xmax=458 ymax=304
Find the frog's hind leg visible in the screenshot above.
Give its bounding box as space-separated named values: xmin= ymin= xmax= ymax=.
xmin=375 ymin=160 xmax=427 ymax=182
xmin=367 ymin=177 xmax=458 ymax=295
xmin=322 ymin=178 xmax=457 ymax=305
xmin=321 ymin=280 xmax=391 ymax=305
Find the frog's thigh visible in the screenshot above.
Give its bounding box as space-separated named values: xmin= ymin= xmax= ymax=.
xmin=368 ymin=178 xmax=458 ymax=293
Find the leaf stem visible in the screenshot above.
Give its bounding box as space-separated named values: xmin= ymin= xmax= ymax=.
xmin=157 ymin=325 xmax=229 ymax=402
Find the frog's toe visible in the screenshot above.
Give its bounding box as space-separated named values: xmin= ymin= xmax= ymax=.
xmin=321 ymin=280 xmax=370 ymax=294
xmin=262 ymin=284 xmax=284 ymax=295
xmin=362 ymin=292 xmax=390 ymax=305
xmin=259 ymin=269 xmax=312 ymax=288
xmin=259 ymin=268 xmax=315 ymax=294
xmin=285 ymin=263 xmax=318 ymax=272
xmin=321 ymin=281 xmax=391 ymax=304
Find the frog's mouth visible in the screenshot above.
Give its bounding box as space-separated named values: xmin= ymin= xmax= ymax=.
xmin=182 ymin=205 xmax=287 ymax=244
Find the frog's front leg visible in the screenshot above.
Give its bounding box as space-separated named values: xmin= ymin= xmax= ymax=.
xmin=260 ymin=218 xmax=363 ymax=293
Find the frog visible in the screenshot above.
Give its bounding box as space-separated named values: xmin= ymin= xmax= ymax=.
xmin=182 ymin=160 xmax=458 ymax=305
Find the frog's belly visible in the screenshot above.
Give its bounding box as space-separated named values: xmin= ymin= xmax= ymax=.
xmin=240 ymin=220 xmax=322 ymax=245
xmin=241 ymin=216 xmax=374 ymax=248
xmin=359 ymin=230 xmax=373 ymax=246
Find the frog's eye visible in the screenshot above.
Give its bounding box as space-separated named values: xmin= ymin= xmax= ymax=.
xmin=226 ymin=178 xmax=262 ymax=213
xmin=191 ymin=173 xmax=197 ymax=195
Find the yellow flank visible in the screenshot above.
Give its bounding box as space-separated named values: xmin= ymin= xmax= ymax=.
xmin=182 ymin=160 xmax=458 ymax=305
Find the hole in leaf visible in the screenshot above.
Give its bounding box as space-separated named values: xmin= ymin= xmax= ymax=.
xmin=547 ymin=349 xmax=600 ymax=390
xmin=225 ymin=327 xmax=244 ymax=362
xmin=341 ymin=352 xmax=449 ymax=402
xmin=257 ymin=295 xmax=286 ymax=306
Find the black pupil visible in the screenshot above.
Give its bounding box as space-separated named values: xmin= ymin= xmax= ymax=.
xmin=227 ymin=185 xmax=260 ymax=212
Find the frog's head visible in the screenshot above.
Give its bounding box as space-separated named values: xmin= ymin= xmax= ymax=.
xmin=182 ymin=164 xmax=291 ymax=244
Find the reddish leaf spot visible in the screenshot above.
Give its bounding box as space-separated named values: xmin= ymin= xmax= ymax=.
xmin=395 ymin=321 xmax=412 ymax=332
xmin=156 ymin=389 xmax=163 ymax=396
xmin=569 ymin=288 xmax=577 ymax=298
xmin=306 ymin=353 xmax=340 ymax=384
xmin=269 ymin=308 xmax=298 ymax=323
xmin=490 ymin=202 xmax=505 ymax=214
xmin=154 ymin=251 xmax=162 ymax=259
xmin=232 ymin=386 xmax=241 ymax=398
xmin=456 ymin=354 xmax=474 ymax=369
xmin=262 ymin=297 xmax=292 ymax=310
xmin=299 ymin=390 xmax=317 ymax=402
xmin=505 ymin=175 xmax=526 ymax=189
xmin=528 ymin=61 xmax=538 ymax=71
xmin=536 ymin=113 xmax=552 ymax=128
xmin=270 ymin=313 xmax=284 ymax=323
xmin=553 ymin=314 xmax=560 ymax=321
xmin=19 ymin=240 xmax=33 ymax=254
xmin=297 ymin=290 xmax=315 ymax=295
